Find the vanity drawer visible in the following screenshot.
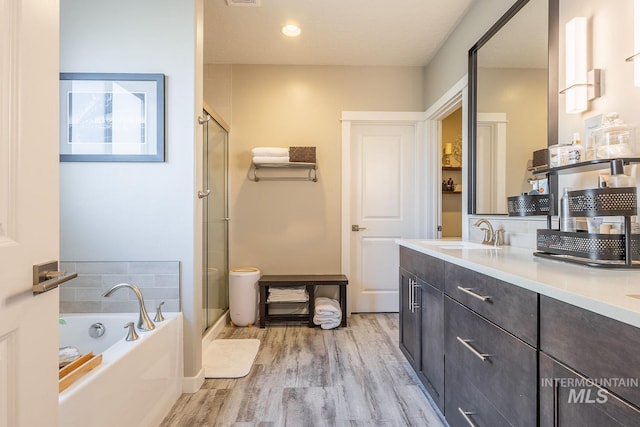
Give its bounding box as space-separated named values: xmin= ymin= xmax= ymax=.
xmin=400 ymin=246 xmax=444 ymax=291
xmin=445 ymin=297 xmax=537 ymax=426
xmin=540 ymin=295 xmax=640 ymax=408
xmin=540 ymin=353 xmax=640 ymax=426
xmin=444 ymin=262 xmax=537 ymax=346
xmin=445 ymin=375 xmax=511 ymax=427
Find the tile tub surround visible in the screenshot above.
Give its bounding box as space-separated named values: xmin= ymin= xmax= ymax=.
xmin=59 ymin=261 xmax=180 ymax=314
xmin=397 ymin=239 xmax=640 ymax=329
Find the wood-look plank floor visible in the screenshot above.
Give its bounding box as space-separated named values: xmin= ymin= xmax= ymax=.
xmin=161 ymin=314 xmax=445 ymax=427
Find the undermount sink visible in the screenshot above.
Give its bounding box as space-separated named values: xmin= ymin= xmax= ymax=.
xmin=419 ymin=240 xmax=501 ymax=250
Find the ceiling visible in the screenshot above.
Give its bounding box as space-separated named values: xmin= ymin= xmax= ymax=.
xmin=203 ymin=0 xmax=475 ymax=67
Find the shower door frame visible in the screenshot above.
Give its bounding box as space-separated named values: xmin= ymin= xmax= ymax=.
xmin=201 ymin=107 xmax=230 ymax=334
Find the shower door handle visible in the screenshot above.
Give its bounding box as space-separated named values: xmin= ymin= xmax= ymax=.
xmin=198 ymin=189 xmax=211 ymax=199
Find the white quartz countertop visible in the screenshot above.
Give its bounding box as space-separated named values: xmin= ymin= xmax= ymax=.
xmin=397 ymin=239 xmax=640 ymax=329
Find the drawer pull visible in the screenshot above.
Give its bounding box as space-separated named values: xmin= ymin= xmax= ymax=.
xmin=408 ymin=278 xmax=414 ymax=313
xmin=456 ymin=336 xmax=491 ymax=361
xmin=457 ymin=286 xmax=491 ymax=302
xmin=411 ymin=279 xmax=420 ymax=311
xmin=458 ymin=407 xmax=478 ymax=427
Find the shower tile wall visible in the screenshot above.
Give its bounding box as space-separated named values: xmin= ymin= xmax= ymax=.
xmin=59 ymin=261 xmax=181 ymax=314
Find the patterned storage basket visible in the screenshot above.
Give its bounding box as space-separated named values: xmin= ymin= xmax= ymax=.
xmin=536 ymin=229 xmax=640 ymax=261
xmin=507 ymin=194 xmax=554 ymax=216
xmin=289 ymin=146 xmax=316 ymax=163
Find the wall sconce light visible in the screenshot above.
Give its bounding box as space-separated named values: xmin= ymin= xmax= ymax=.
xmin=625 ymin=0 xmax=640 ymax=86
xmin=560 ymin=17 xmax=601 ymax=114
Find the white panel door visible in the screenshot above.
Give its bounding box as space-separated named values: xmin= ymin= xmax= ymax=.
xmin=476 ymin=123 xmax=497 ymax=213
xmin=477 ymin=113 xmax=507 ymax=214
xmin=350 ymin=124 xmax=417 ymax=312
xmin=0 ymin=0 xmax=60 ymax=425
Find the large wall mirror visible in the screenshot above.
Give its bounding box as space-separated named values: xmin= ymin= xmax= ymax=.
xmin=468 ymin=0 xmax=559 ymax=214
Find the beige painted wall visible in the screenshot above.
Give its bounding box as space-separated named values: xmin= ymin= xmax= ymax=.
xmin=556 ymin=0 xmax=640 ymax=197
xmin=210 ymin=65 xmax=424 ymax=274
xmin=204 ymin=64 xmax=232 ymax=124
xmin=558 ymin=0 xmax=638 ymax=143
xmin=478 ymin=67 xmax=548 ymax=197
xmin=422 ymin=0 xmax=515 ymax=107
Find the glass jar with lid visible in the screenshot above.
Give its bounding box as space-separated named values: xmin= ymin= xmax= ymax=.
xmin=594 ymin=112 xmax=637 ymax=159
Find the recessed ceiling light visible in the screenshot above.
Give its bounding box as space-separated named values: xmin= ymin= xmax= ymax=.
xmin=281 ymin=24 xmax=301 ymax=37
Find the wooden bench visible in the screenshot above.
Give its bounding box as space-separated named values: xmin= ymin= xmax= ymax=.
xmin=258 ymin=274 xmax=348 ymax=328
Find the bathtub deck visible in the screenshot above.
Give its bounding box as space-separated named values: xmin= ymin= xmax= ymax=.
xmin=160 ymin=313 xmax=444 ymax=426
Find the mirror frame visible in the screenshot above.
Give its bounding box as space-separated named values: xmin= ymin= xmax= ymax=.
xmin=468 ymin=0 xmax=559 ymax=214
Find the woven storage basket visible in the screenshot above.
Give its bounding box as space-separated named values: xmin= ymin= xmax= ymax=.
xmin=289 ymin=146 xmax=316 ymax=163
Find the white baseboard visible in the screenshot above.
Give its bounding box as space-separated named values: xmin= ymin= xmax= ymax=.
xmin=182 ymin=367 xmax=205 ymax=394
xmin=182 ymin=311 xmax=230 ymax=394
xmin=203 ymin=310 xmax=229 ymax=344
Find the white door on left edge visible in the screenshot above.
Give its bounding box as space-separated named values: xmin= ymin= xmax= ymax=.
xmin=350 ymin=124 xmax=417 ymax=312
xmin=0 ymin=1 xmax=60 ymax=425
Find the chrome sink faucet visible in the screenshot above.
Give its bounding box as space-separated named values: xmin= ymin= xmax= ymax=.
xmin=102 ymin=283 xmax=155 ymax=331
xmin=473 ymin=218 xmax=504 ymax=247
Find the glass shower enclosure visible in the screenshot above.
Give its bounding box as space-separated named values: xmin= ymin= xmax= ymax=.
xmin=201 ymin=109 xmax=229 ymax=333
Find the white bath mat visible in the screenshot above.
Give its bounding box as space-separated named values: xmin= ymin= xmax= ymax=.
xmin=203 ymin=339 xmax=260 ymax=379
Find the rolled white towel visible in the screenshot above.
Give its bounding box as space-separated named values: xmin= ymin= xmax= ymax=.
xmin=320 ymin=318 xmax=341 ymax=330
xmin=314 ymin=297 xmax=342 ymax=316
xmin=313 ymin=297 xmax=342 ymax=327
xmin=252 ymin=147 xmax=289 ymax=157
xmin=314 ymin=312 xmax=340 ymax=319
xmin=313 ymin=315 xmax=342 ymax=325
xmin=253 ymin=156 xmax=290 ymax=164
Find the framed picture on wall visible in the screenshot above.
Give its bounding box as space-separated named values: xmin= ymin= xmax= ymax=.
xmin=59 ymin=73 xmax=165 ymax=162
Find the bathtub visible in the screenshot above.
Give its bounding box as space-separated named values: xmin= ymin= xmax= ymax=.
xmin=58 ymin=312 xmax=183 ymax=427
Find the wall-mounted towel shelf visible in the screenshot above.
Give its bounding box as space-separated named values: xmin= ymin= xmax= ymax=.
xmin=249 ymin=162 xmax=318 ymax=182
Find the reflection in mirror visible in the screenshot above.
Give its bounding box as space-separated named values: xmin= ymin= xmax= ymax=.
xmin=469 ymin=0 xmax=558 ymax=215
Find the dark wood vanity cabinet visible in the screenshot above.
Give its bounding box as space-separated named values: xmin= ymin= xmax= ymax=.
xmin=540 ymin=353 xmax=640 ymax=426
xmin=399 ymin=268 xmax=420 ymax=370
xmin=399 ymin=246 xmax=444 ymax=290
xmin=540 ymin=295 xmax=640 ymax=425
xmin=399 ymin=245 xmax=640 ymax=426
xmin=444 ymin=262 xmax=537 ymax=346
xmin=443 ymin=268 xmax=538 ymax=427
xmin=399 ymin=247 xmax=445 ymax=411
xmin=418 ymin=278 xmax=444 ymax=411
xmin=444 ymin=297 xmax=537 ymax=426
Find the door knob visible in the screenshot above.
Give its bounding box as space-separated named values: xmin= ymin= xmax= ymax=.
xmin=351 ymin=225 xmax=367 ymax=231
xmin=32 ymin=261 xmax=78 ymax=295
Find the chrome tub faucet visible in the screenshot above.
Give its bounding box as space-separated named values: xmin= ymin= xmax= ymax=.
xmin=102 ymin=283 xmax=155 ymax=331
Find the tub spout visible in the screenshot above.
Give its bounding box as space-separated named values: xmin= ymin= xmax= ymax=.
xmin=102 ymin=283 xmax=155 ymax=331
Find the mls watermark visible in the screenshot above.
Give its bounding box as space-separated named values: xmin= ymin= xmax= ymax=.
xmin=541 ymin=377 xmax=639 ymax=404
